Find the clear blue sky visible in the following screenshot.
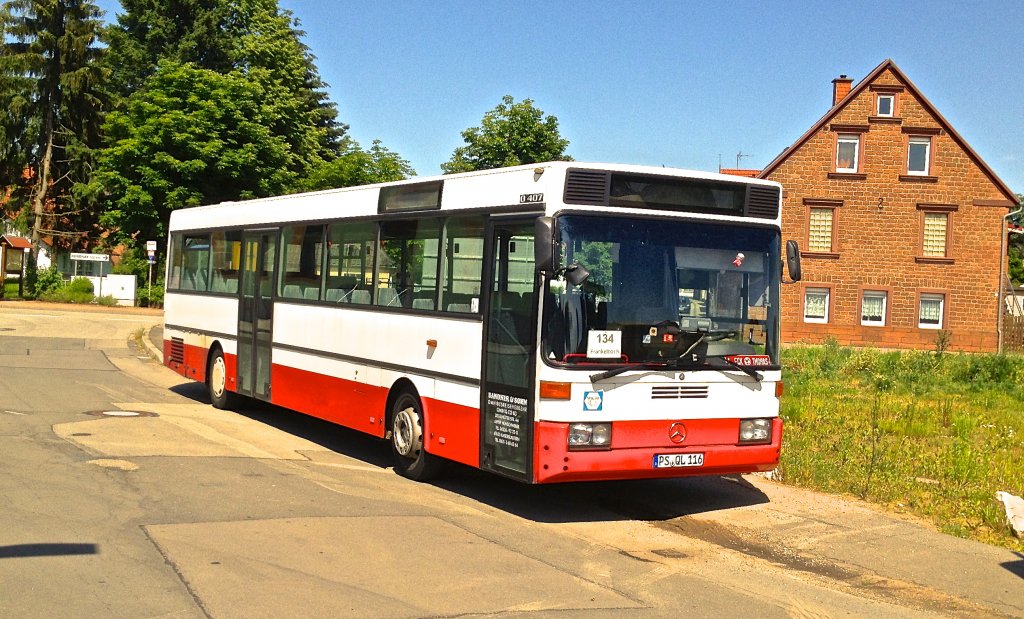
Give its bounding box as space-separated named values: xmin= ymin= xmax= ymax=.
xmin=93 ymin=0 xmax=1023 ymax=193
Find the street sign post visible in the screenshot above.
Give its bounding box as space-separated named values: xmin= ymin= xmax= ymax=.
xmin=146 ymin=241 xmax=156 ymax=305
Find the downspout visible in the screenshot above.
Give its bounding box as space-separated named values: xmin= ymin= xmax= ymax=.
xmin=998 ymin=203 xmax=1023 ymax=353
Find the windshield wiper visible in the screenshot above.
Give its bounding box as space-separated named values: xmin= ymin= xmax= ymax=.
xmin=707 ymin=356 xmax=763 ymax=381
xmin=589 ymin=362 xmax=667 ymax=383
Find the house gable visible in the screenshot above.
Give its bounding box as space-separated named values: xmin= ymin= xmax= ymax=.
xmin=760 ymin=59 xmax=1016 ymax=206
xmin=761 ymin=59 xmax=1015 ymax=352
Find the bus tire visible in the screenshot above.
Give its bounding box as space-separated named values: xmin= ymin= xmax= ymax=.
xmin=390 ymin=390 xmax=442 ymax=481
xmin=207 ymin=347 xmax=235 ymax=410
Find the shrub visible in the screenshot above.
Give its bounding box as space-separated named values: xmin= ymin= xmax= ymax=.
xmin=34 ymin=266 xmax=65 ymax=296
xmin=137 ymin=283 xmax=164 ymax=308
xmin=67 ymin=277 xmax=94 ymax=295
xmin=24 ymin=252 xmax=37 ymax=297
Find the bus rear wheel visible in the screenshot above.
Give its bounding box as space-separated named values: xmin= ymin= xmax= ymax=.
xmin=207 ymin=348 xmax=235 ymax=410
xmin=390 ymin=390 xmax=442 ymax=481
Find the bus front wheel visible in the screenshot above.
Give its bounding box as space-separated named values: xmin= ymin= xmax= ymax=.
xmin=390 ymin=390 xmax=441 ymax=481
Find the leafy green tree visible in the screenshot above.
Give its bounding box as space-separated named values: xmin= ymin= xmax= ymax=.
xmin=0 ymin=0 xmax=107 ymax=253
xmin=442 ymin=95 xmax=572 ymax=174
xmin=1009 ymin=194 xmax=1024 ymax=286
xmin=299 ymin=138 xmax=415 ymax=192
xmin=95 ymin=0 xmax=353 ymax=247
xmin=97 ymin=61 xmax=294 ymax=244
xmin=228 ymin=0 xmax=344 ymax=166
xmin=101 ymin=0 xmax=344 ymax=166
xmin=101 ymin=0 xmax=235 ymax=96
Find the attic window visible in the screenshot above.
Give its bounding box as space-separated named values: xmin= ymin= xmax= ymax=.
xmin=876 ymin=94 xmax=895 ymax=117
xmin=836 ymin=135 xmax=860 ymax=173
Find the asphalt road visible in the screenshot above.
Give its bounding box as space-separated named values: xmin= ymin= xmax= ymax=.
xmin=1 ymin=302 xmax=1021 ymax=618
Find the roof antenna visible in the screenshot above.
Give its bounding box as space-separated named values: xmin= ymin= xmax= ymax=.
xmin=736 ymin=151 xmax=751 ymax=168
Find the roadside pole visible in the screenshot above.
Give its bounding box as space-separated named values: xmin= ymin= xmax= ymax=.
xmin=146 ymin=240 xmax=157 ymax=306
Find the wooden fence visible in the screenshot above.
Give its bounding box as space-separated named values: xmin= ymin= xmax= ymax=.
xmin=1005 ymin=314 xmax=1024 ymax=353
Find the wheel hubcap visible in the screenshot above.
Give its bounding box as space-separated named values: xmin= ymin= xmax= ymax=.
xmin=211 ymin=356 xmax=226 ymax=398
xmin=393 ymin=405 xmax=422 ymax=458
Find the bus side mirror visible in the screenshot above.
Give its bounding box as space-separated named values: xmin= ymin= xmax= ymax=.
xmin=535 ymin=217 xmax=558 ymax=273
xmin=786 ymin=240 xmax=802 ymax=282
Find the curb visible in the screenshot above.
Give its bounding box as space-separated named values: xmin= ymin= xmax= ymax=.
xmin=142 ymin=323 xmax=164 ymax=364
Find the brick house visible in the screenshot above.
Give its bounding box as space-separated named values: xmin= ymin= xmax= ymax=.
xmin=756 ymin=59 xmax=1018 ymax=352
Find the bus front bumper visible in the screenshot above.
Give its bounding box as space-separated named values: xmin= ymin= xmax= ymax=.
xmin=532 ymin=418 xmax=782 ymax=484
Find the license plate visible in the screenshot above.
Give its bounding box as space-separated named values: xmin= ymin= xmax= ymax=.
xmin=653 ymin=453 xmax=705 ymax=468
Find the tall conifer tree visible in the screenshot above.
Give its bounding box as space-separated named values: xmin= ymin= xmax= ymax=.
xmin=0 ymin=0 xmax=106 ymax=252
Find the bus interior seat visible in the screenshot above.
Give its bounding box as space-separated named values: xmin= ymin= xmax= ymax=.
xmin=303 ymin=287 xmax=319 ymax=301
xmin=283 ymin=284 xmax=301 ymax=299
xmin=325 ymin=288 xmax=344 ymax=302
xmin=378 ymin=288 xmax=407 ymax=307
xmin=211 ymin=270 xmax=227 ymax=293
xmin=412 ymin=298 xmax=434 ymax=310
xmin=349 ymin=290 xmax=371 ymax=305
xmin=194 ymin=268 xmax=209 ymax=292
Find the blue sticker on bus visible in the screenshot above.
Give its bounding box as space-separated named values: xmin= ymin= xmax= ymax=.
xmin=583 ymin=390 xmax=603 ymax=412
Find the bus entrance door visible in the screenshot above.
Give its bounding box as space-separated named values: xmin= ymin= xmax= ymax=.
xmin=237 ymin=229 xmax=277 ymax=400
xmin=480 ymin=219 xmax=537 ymax=481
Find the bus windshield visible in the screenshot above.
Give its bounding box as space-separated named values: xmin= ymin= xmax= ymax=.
xmin=542 ymin=214 xmax=781 ymax=368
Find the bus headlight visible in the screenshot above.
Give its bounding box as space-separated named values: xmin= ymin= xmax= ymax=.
xmin=739 ymin=418 xmax=772 ymax=445
xmin=568 ymin=423 xmax=612 ymax=450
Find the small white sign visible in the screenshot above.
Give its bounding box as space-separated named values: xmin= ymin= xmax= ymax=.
xmin=587 ymin=330 xmax=622 ymax=359
xmin=70 ymin=253 xmax=110 ymax=262
xmin=146 ymin=240 xmax=157 ymax=252
xmin=583 ymin=390 xmax=603 ymax=412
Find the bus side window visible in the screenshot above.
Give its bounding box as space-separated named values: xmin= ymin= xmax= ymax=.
xmin=167 ymin=234 xmax=183 ymax=290
xmin=442 ymin=216 xmax=485 ymax=313
xmin=377 ymin=219 xmax=441 ymax=309
xmin=280 ymin=224 xmax=325 ymax=300
xmin=181 ymin=234 xmax=210 ymax=292
xmin=328 ymin=221 xmax=376 ymax=304
xmin=210 ymin=229 xmax=241 ymax=293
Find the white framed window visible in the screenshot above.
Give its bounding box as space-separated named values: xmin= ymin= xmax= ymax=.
xmin=919 ymin=293 xmax=944 ymax=329
xmin=804 ymin=288 xmax=830 ymax=323
xmin=861 ymin=290 xmax=887 ymax=326
xmin=922 ymin=212 xmax=948 ymax=257
xmin=876 ymin=94 xmax=895 ymax=117
xmin=807 ymin=208 xmax=834 ymax=252
xmin=836 ymin=134 xmax=859 ymax=173
xmin=908 ymin=136 xmax=931 ymax=175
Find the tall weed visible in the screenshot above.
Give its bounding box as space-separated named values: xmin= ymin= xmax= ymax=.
xmin=780 ymin=344 xmax=1024 ymax=551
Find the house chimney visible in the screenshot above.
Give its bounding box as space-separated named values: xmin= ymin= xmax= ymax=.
xmin=832 ymin=74 xmax=853 ymax=106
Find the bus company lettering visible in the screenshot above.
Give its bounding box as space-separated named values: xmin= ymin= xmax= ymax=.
xmin=724 ymin=354 xmax=771 ymax=367
xmin=487 ymin=391 xmax=528 ymax=448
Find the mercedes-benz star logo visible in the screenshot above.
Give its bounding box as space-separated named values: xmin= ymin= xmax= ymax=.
xmin=669 ymin=422 xmax=687 ymax=444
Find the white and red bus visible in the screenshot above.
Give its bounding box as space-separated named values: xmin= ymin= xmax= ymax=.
xmin=163 ymin=162 xmax=801 ymax=483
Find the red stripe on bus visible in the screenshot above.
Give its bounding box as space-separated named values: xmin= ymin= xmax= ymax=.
xmin=421 ymin=398 xmax=481 ymax=468
xmin=166 ymin=341 xmax=482 ymax=467
xmin=271 ymin=364 xmax=389 ymax=438
xmin=268 ymin=364 xmax=481 ymax=467
xmin=164 ymin=340 xmax=238 ymax=391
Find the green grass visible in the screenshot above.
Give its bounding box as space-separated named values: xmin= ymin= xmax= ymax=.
xmin=779 ymin=340 xmax=1024 ymax=551
xmin=2 ymin=280 xmax=24 ymax=298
